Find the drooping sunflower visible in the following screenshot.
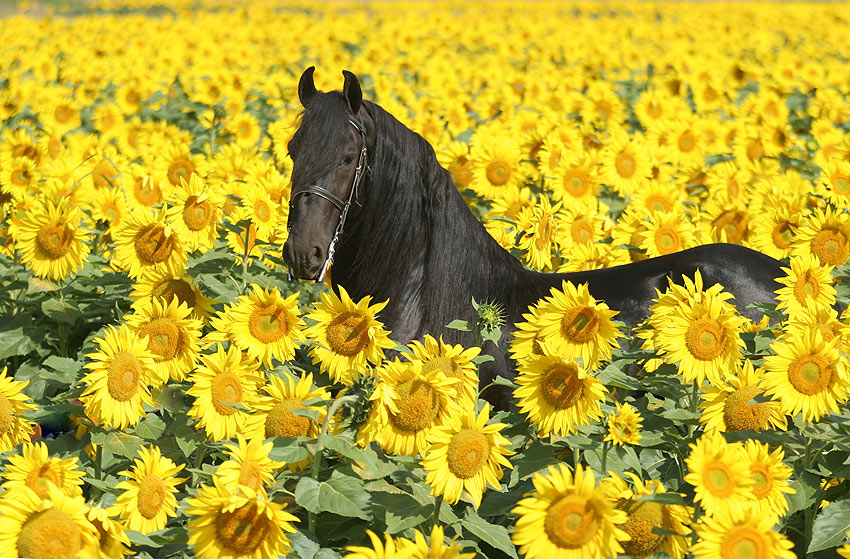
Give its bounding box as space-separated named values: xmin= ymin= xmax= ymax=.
xmin=405 ymin=334 xmax=480 ymax=411
xmin=791 ymin=206 xmax=850 ymax=267
xmin=684 ymin=432 xmax=754 ymax=517
xmin=535 ymin=281 xmax=621 ymax=370
xmin=124 ymin=297 xmax=203 ymax=384
xmin=221 ymin=284 xmax=306 ymax=368
xmin=774 ymin=253 xmax=837 ymax=317
xmin=690 ymin=508 xmax=795 ymax=559
xmin=15 ymin=196 xmax=91 ymax=281
xmin=603 ymin=401 xmax=643 ymax=446
xmin=185 ymin=476 xmax=298 ymax=559
xmin=111 ymin=445 xmax=187 ymax=535
xmin=602 ymin=471 xmax=691 ymax=559
xmin=422 ymin=402 xmax=514 ymax=507
xmin=512 ymin=463 xmax=628 ymax=559
xmin=80 ymin=324 xmax=157 ymax=430
xmin=304 ymin=286 xmax=395 ymax=385
xmin=0 ymin=366 xmax=36 ymax=452
xmin=215 ymin=435 xmax=283 ymax=498
xmin=469 ymin=133 xmax=523 ymax=200
xmin=404 ymin=525 xmax=476 ymax=559
xmin=0 ymin=485 xmax=99 ymax=559
xmin=760 ymin=329 xmax=849 ymax=422
xmin=166 ymin=173 xmax=223 ymax=252
xmin=514 ymin=354 xmax=607 ymax=437
xmin=86 ymin=505 xmax=132 ymax=558
xmin=1 ymin=440 xmax=85 ymax=498
xmin=130 ymin=269 xmax=217 ymax=324
xmin=699 ymin=358 xmax=787 ymax=434
xmin=187 ymin=344 xmax=263 ymax=441
xmin=112 ymin=206 xmax=187 ymax=279
xmin=741 ymin=439 xmax=795 ymax=522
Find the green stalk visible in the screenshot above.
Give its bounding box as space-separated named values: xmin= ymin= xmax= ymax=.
xmin=309 ymin=395 xmax=357 ymax=533
xmin=433 ymin=495 xmax=443 ymax=527
xmin=600 ymin=441 xmax=610 ymax=475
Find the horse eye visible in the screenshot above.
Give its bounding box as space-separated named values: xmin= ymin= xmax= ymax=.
xmin=342 ymin=154 xmax=356 ymax=165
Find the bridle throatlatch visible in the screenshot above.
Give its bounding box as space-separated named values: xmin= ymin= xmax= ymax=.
xmin=288 ymin=115 xmax=369 ymax=283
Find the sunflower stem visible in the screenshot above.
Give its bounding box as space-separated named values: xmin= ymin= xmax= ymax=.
xmin=94 ymin=443 xmax=102 ymax=480
xmin=433 ymin=494 xmax=443 ymax=527
xmin=600 ymin=441 xmax=610 ymax=475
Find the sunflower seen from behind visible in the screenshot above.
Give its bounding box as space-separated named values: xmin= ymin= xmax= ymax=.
xmin=512 ymin=463 xmax=628 ymax=559
xmin=0 ymin=366 xmax=36 ymax=452
xmin=305 ymin=286 xmax=395 ymax=385
xmin=111 ymin=445 xmax=187 ymax=535
xmin=422 ymin=402 xmax=513 ymax=507
xmin=15 ymin=196 xmax=91 ymax=281
xmin=1 ymin=440 xmax=85 ymax=498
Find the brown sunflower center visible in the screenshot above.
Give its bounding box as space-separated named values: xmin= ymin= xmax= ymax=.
xmin=254 ymin=201 xmax=271 ymax=222
xmin=793 ymin=270 xmax=821 ymax=305
xmin=678 ymin=131 xmax=696 ymax=153
xmin=771 ymin=221 xmax=794 ymax=250
xmin=54 ymin=104 xmax=76 ymax=124
xmin=685 ymin=318 xmax=726 ymax=361
xmin=646 ymin=195 xmax=672 ymax=214
xmin=713 ymin=210 xmax=750 ymax=244
xmin=448 ymin=156 xmax=473 ymax=189
xmin=564 ymin=171 xmax=589 ymax=198
xmin=615 ymin=152 xmax=636 ymax=178
xmin=35 ymin=221 xmax=74 ymax=260
xmin=248 ymin=304 xmax=289 ymax=344
xmin=92 ymin=161 xmax=116 ymax=190
xmin=390 ymin=379 xmax=440 ymax=433
xmin=619 ymin=499 xmax=668 ymax=557
xmin=140 ymin=318 xmax=182 ymax=361
xmin=167 ymin=159 xmax=195 ymax=187
xmin=746 ymin=139 xmax=764 ymax=161
xmin=237 ymin=460 xmax=263 ymax=491
xmin=182 ymin=195 xmax=213 ymax=231
xmin=421 ymin=356 xmax=461 ymax=379
xmin=810 ymin=228 xmax=850 ymax=266
xmin=560 ymin=306 xmax=599 ymax=344
xmin=137 ymin=474 xmax=167 ymax=519
xmin=25 ymin=464 xmax=61 ymax=498
xmin=17 ymin=508 xmax=82 ymax=559
xmin=722 ymin=526 xmax=767 ymax=559
xmin=654 ymin=226 xmax=681 ymax=254
xmin=750 ymin=463 xmax=774 ymax=500
xmin=216 ymin=502 xmax=269 ymax=554
xmin=106 ymin=351 xmax=143 ymax=402
xmin=541 ymin=363 xmax=583 ymax=410
xmin=265 ymin=398 xmax=311 ymax=438
xmin=787 ymin=354 xmax=832 ymax=396
xmin=702 ymin=458 xmax=734 ymax=498
xmin=0 ymin=394 xmax=13 ymax=435
xmin=210 ymin=373 xmax=244 ymax=416
xmin=544 ymin=494 xmax=601 ymax=549
xmin=152 ymin=278 xmax=197 ymax=308
xmin=325 ymin=311 xmax=369 ymax=357
xmin=833 ymin=176 xmax=850 ymax=196
xmin=11 ymin=167 xmax=31 ymax=186
xmin=134 ymin=224 xmax=175 ymax=265
xmin=445 ymin=428 xmax=490 ymax=479
xmin=486 ymin=161 xmax=511 ymax=187
xmin=723 ymin=385 xmax=771 ymax=432
xmin=570 ymin=218 xmax=594 ymax=244
xmin=133 ymin=177 xmax=162 ymax=207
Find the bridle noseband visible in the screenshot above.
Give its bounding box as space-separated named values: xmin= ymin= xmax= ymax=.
xmin=288 ymin=114 xmax=370 ymax=283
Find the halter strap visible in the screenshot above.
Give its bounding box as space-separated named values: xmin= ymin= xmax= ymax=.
xmin=289 ymin=114 xmax=370 ymax=283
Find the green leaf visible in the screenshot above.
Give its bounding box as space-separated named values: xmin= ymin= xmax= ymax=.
xmin=659 ymin=408 xmax=700 ymax=423
xmin=133 ymin=414 xmax=167 ymax=440
xmin=510 ymin=441 xmax=561 ymax=484
xmin=295 ymin=472 xmax=372 ymax=520
xmin=126 ymin=530 xmax=164 ymax=548
xmin=289 ymin=531 xmax=320 ymax=559
xmin=0 ymin=324 xmax=36 ymax=359
xmin=597 ymin=363 xmax=639 ymax=390
xmin=41 ymin=298 xmax=81 ymax=324
xmin=42 ymin=355 xmax=83 ymax=383
xmin=809 ymin=499 xmax=850 ymax=553
xmin=462 ymin=508 xmax=518 ymax=559
xmin=373 ymin=492 xmax=432 ymax=534
xmin=491 ymin=375 xmax=516 ymax=388
xmin=268 ymin=437 xmax=311 ymax=464
xmin=446 ymin=319 xmax=472 ymax=332
xmin=322 ymin=435 xmax=397 ymax=480
xmin=787 ymin=470 xmax=821 ymax=515
xmin=90 ymin=431 xmax=146 ymax=460
xmin=636 ymin=492 xmax=689 ymax=505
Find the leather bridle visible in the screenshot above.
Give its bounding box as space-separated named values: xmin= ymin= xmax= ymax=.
xmin=288 ymin=114 xmax=369 ymax=283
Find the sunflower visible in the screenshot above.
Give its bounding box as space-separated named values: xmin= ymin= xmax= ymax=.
xmin=86 ymin=506 xmax=132 ymax=558
xmin=241 ymin=184 xmax=283 ymax=242
xmin=166 ymin=173 xmax=223 ymax=252
xmin=630 ymin=179 xmax=685 ymax=216
xmin=512 ymin=463 xmax=628 ymax=559
xmin=550 ymin=151 xmax=601 ymax=205
xmin=15 ymin=196 xmax=91 ymax=281
xmin=1 ymin=156 xmax=37 ymax=197
xmin=228 ymin=112 xmax=261 ymax=147
xmin=304 ymin=286 xmax=395 ymax=385
xmin=112 ymin=206 xmax=187 ymax=279
xmin=774 ymin=253 xmax=837 ymax=317
xmin=515 ymin=196 xmax=563 ymax=271
xmin=126 ymin=171 xmax=165 ymax=212
xmin=222 ymin=284 xmax=306 ymax=368
xmin=514 ymin=354 xmax=607 ymax=437
xmin=602 ymin=471 xmax=691 ymax=559
xmin=422 ymin=402 xmax=513 ymax=507
xmin=741 ymin=440 xmax=795 ymax=521
xmin=699 ymin=359 xmax=787 ymax=433
xmin=600 ymin=131 xmax=652 ymax=195
xmin=509 ymin=300 xmax=556 ymax=365
xmin=344 ymin=530 xmax=412 ymax=559
xmin=603 ymin=401 xmax=643 ymax=446
xmin=88 ymin=187 xmax=129 ymax=235
xmin=80 ymin=324 xmax=157 ymax=430
xmin=690 ymin=509 xmax=795 ymax=559
xmin=760 ymin=329 xmax=850 ymax=422
xmin=0 ymin=366 xmax=36 ymax=452
xmin=535 ymin=280 xmax=621 ymax=370
xmin=820 ymin=159 xmax=850 ymax=209
xmin=700 ymin=197 xmax=753 ymax=246
xmin=1 ymin=441 xmax=85 ymax=498
xmin=610 ymin=207 xmax=650 ymax=263
xmin=0 ymin=485 xmax=99 ymax=559
xmin=187 ymin=344 xmax=263 ymax=441
xmin=748 ymin=205 xmax=802 ymax=260
xmin=156 ymin=142 xmax=203 ymax=188
xmin=786 ymin=304 xmax=850 ymax=354
xmin=405 ymin=334 xmax=480 ymax=411
xmin=638 ymin=210 xmax=698 ymax=258
xmin=185 ymin=476 xmax=298 ymax=559
xmin=469 ymin=133 xmax=523 ymax=200
xmin=111 ymin=445 xmax=186 ymax=535
xmin=215 ymin=435 xmax=283 ymax=498
xmin=791 ymin=206 xmax=850 ymax=267
xmin=667 ymin=119 xmax=706 ymax=169
xmin=125 ymin=297 xmax=203 ymax=384
xmin=405 ymin=525 xmax=475 ymax=559
xmin=223 ymin=206 xmax=264 ymax=264
xmin=684 ymin=432 xmax=754 ymax=517
xmin=130 ymin=269 xmax=217 ymax=324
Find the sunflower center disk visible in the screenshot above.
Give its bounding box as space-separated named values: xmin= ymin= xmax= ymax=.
xmin=655 ymin=227 xmax=680 ymax=253
xmin=535 ymin=217 xmax=554 ymax=250
xmin=211 ymin=373 xmax=244 ymax=416
xmin=216 ymin=503 xmax=269 ymax=554
xmin=35 ymin=222 xmax=74 ymax=260
xmin=26 ymin=465 xmax=60 ymax=498
xmin=138 ymin=474 xmax=167 ymax=519
xmin=445 ymin=428 xmax=490 ymax=479
xmin=0 ymin=395 xmax=13 ymax=435
xmin=422 ymin=356 xmax=460 ymax=378
xmin=141 ymin=318 xmax=182 ymax=361
xmin=237 ymin=460 xmax=262 ymax=491
xmin=134 ymin=224 xmax=175 ymax=265
xmin=544 ymin=494 xmax=601 ymax=549
xmin=153 ymin=279 xmax=196 ymax=308
xmin=835 ymin=176 xmax=850 ymax=195
xmin=788 ymin=354 xmax=832 ymax=396
xmin=17 ymin=508 xmax=82 ymax=559
xmin=134 ymin=178 xmax=161 ymax=207
xmin=265 ymin=398 xmax=311 ymax=438
xmin=390 ymin=379 xmax=440 ymax=433
xmin=182 ymin=195 xmax=213 ymax=231
xmin=684 ymin=318 xmax=725 ymax=361
xmin=255 ymin=202 xmax=271 ymax=222
xmin=793 ymin=271 xmax=820 ymax=304
xmin=722 ymin=385 xmax=770 ymax=432
xmin=248 ymin=305 xmax=288 ymax=344
xmin=703 ymin=459 xmax=734 ymax=498
xmin=750 ymin=466 xmax=773 ymax=500
xmin=560 ymin=306 xmax=599 ymax=345
xmin=541 ymin=364 xmax=582 ymax=410
xmin=615 ymin=152 xmax=636 ymax=178
xmin=811 ymin=228 xmax=849 ymax=266
xmin=724 ymin=527 xmax=767 ymax=559
xmin=771 ymin=221 xmax=793 ymax=249
xmin=566 ymin=173 xmax=588 ymax=197
xmin=106 ymin=351 xmax=143 ymax=402
xmin=486 ymin=161 xmax=510 ymax=186
xmin=168 ymin=159 xmax=194 ymax=186
xmin=326 ymin=312 xmax=369 ymax=357
xmin=619 ymin=500 xmax=667 ymax=557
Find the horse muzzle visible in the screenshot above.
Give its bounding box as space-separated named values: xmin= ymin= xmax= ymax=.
xmin=282 ymin=238 xmax=326 ymax=281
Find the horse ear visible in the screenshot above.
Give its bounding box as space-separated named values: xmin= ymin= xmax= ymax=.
xmin=298 ymin=66 xmax=317 ymax=108
xmin=342 ymin=70 xmax=362 ymax=115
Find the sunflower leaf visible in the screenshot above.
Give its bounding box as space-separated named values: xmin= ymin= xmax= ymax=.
xmin=462 ymin=508 xmax=518 ymax=559
xmin=295 ymin=472 xmax=372 ymax=520
xmin=808 ymin=498 xmax=850 ymax=552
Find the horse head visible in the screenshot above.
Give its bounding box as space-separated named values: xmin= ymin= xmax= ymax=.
xmin=283 ymin=67 xmax=376 ymax=281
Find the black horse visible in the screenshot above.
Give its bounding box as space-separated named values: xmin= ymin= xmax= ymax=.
xmin=282 ymin=68 xmax=784 ymax=406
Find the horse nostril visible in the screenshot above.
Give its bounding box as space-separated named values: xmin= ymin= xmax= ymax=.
xmin=310 ymin=245 xmax=325 ymax=267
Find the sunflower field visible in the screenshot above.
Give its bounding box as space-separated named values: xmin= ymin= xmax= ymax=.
xmin=2 ymin=0 xmax=850 ymax=558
